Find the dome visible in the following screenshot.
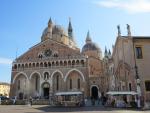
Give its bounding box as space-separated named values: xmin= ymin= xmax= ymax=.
xmin=82 ymin=31 xmax=101 ymax=53
xmin=41 ymin=25 xmax=67 ymax=38
xmin=52 ymin=25 xmax=67 ymax=36
xmin=82 ymin=42 xmax=101 ymax=53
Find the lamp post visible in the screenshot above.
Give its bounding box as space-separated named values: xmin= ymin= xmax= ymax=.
xmin=135 ymin=65 xmax=141 ymax=108
xmin=130 ymin=30 xmax=141 ymax=108
xmin=132 ymin=42 xmax=141 ymax=108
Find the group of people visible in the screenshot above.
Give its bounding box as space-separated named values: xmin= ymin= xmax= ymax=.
xmin=90 ymin=96 xmax=108 ymax=106
xmin=12 ymin=96 xmax=33 ymax=106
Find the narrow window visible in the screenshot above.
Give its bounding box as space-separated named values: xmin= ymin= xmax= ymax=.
xmin=77 ymin=78 xmax=80 ymax=89
xmin=18 ymin=80 xmax=20 ymax=90
xmin=136 ymin=47 xmax=143 ymax=59
xmin=35 ymin=76 xmax=38 ymax=91
xmin=70 ymin=79 xmax=72 ymax=89
xmin=129 ymin=83 xmax=132 ymax=91
xmin=56 ymin=75 xmax=59 ymax=90
xmin=145 ymin=81 xmax=150 ymax=91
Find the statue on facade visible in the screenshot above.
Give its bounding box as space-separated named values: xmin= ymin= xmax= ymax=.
xmin=127 ymin=24 xmax=131 ymax=36
xmin=117 ymin=25 xmax=121 ymax=36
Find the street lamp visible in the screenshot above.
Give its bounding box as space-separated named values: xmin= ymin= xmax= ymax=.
xmin=131 ymin=34 xmax=141 ymax=108
xmin=133 ymin=53 xmax=141 ymax=108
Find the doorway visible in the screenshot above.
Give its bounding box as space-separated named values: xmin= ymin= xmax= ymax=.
xmin=91 ymin=86 xmax=98 ymax=99
xmin=43 ymin=88 xmax=49 ymax=99
xmin=42 ymin=82 xmax=50 ymax=99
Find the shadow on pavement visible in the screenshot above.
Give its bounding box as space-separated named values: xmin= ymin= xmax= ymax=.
xmin=32 ymin=105 xmax=139 ymax=112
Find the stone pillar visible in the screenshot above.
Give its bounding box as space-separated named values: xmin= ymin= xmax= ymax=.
xmin=26 ymin=78 xmax=30 ymax=99
xmin=39 ymin=80 xmax=42 ymax=97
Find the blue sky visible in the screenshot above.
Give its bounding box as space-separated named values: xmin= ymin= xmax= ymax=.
xmin=1 ymin=0 xmax=150 ymax=83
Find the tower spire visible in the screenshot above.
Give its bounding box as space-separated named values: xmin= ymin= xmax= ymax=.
xmin=105 ymin=46 xmax=108 ymax=57
xmin=48 ymin=18 xmax=53 ymax=27
xmin=86 ymin=30 xmax=92 ymax=43
xmin=47 ymin=17 xmax=53 ymax=39
xmin=68 ymin=17 xmax=73 ymax=38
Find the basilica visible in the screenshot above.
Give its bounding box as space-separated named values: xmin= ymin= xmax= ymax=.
xmin=10 ymin=18 xmax=109 ymax=100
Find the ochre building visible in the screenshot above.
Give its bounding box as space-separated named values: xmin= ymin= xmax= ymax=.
xmin=0 ymin=82 xmax=10 ymax=97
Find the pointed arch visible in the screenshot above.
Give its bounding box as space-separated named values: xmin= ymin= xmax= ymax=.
xmin=30 ymin=71 xmax=42 ymax=80
xmin=13 ymin=72 xmax=29 ymax=84
xmin=64 ymin=68 xmax=85 ymax=82
xmin=51 ymin=70 xmax=63 ymax=79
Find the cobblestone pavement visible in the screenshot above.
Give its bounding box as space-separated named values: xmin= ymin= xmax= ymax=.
xmin=0 ymin=105 xmax=149 ymax=113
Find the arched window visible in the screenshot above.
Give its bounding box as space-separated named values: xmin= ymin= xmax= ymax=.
xmin=52 ymin=62 xmax=55 ymax=66
xmin=22 ymin=64 xmax=24 ymax=69
xmin=36 ymin=63 xmax=39 ymax=67
xmin=77 ymin=78 xmax=80 ymax=89
xmin=14 ymin=64 xmax=17 ymax=69
xmin=72 ymin=60 xmax=75 ymax=65
xmin=48 ymin=62 xmax=51 ymax=67
xmin=38 ymin=54 xmax=43 ymax=59
xmin=76 ymin=60 xmax=79 ymax=65
xmin=35 ymin=76 xmax=38 ymax=91
xmin=56 ymin=75 xmax=59 ymax=90
xmin=29 ymin=63 xmax=32 ymax=68
xmin=81 ymin=60 xmax=84 ymax=66
xmin=54 ymin=53 xmax=58 ymax=57
xmin=60 ymin=61 xmax=63 ymax=66
xmin=70 ymin=79 xmax=72 ymax=89
xmin=64 ymin=61 xmax=67 ymax=66
xmin=40 ymin=62 xmax=43 ymax=67
xmin=44 ymin=62 xmax=47 ymax=67
xmin=33 ymin=63 xmax=35 ymax=67
xmin=68 ymin=61 xmax=71 ymax=66
xmin=56 ymin=61 xmax=59 ymax=66
xmin=25 ymin=63 xmax=28 ymax=68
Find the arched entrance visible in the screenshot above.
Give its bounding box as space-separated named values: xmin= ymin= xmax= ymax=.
xmin=30 ymin=72 xmax=40 ymax=97
xmin=91 ymin=86 xmax=98 ymax=99
xmin=52 ymin=71 xmax=63 ymax=92
xmin=13 ymin=72 xmax=28 ymax=99
xmin=42 ymin=82 xmax=50 ymax=99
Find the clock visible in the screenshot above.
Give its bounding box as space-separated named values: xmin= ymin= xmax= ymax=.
xmin=44 ymin=49 xmax=52 ymax=57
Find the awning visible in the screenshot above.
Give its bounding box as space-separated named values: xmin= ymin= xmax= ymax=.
xmin=106 ymin=91 xmax=138 ymax=95
xmin=55 ymin=91 xmax=83 ymax=96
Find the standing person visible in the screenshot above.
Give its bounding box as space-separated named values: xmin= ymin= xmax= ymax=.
xmin=29 ymin=96 xmax=33 ymax=106
xmin=13 ymin=96 xmax=17 ymax=105
xmin=98 ymin=92 xmax=101 ymax=105
xmin=0 ymin=97 xmax=1 ymax=105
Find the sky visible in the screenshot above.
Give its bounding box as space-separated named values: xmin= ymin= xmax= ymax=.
xmin=1 ymin=0 xmax=150 ymax=83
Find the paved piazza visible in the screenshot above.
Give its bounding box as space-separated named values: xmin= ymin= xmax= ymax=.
xmin=0 ymin=105 xmax=149 ymax=113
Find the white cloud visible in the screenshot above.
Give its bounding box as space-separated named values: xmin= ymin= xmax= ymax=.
xmin=0 ymin=57 xmax=12 ymax=65
xmin=95 ymin=0 xmax=150 ymax=14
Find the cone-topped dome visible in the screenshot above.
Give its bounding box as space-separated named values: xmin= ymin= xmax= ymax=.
xmin=41 ymin=18 xmax=77 ymax=49
xmin=82 ymin=31 xmax=101 ymax=53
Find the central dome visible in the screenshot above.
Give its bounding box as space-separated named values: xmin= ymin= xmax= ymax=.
xmin=41 ymin=18 xmax=78 ymax=49
xmin=42 ymin=25 xmax=67 ymax=38
xmin=82 ymin=42 xmax=101 ymax=53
